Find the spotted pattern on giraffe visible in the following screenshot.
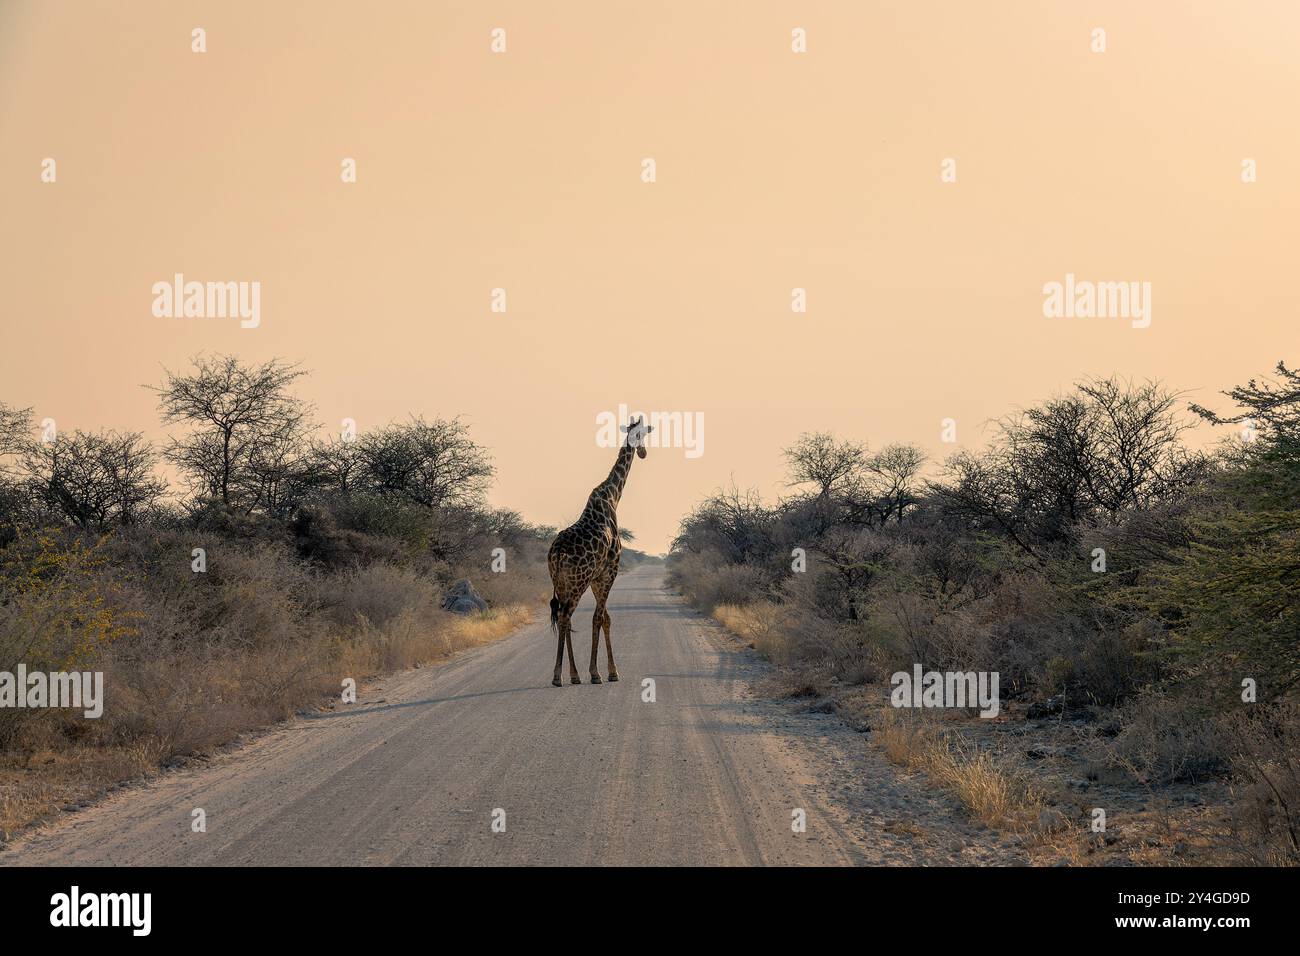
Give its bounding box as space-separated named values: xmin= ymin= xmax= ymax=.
xmin=547 ymin=418 xmax=652 ymax=686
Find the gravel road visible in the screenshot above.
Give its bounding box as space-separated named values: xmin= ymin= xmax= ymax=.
xmin=3 ymin=566 xmax=896 ymax=865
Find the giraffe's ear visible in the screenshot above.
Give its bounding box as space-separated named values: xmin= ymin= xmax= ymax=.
xmin=645 ymin=424 xmax=654 ymax=433
xmin=619 ymin=424 xmax=629 ymax=433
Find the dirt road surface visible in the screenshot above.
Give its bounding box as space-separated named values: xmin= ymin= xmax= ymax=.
xmin=3 ymin=566 xmax=1015 ymax=866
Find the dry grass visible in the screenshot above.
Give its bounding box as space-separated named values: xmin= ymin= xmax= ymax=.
xmin=927 ymin=739 xmax=1044 ymax=831
xmin=0 ymin=739 xmax=166 ymax=840
xmin=338 ymin=604 xmax=532 ymax=677
xmin=878 ymin=709 xmax=1044 ymax=831
xmin=712 ymin=602 xmax=792 ymax=663
xmin=878 ymin=708 xmax=929 ymax=767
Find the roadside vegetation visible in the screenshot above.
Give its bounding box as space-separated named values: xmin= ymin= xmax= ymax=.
xmin=0 ymin=355 xmax=551 ymax=838
xmin=670 ymin=362 xmax=1300 ymax=865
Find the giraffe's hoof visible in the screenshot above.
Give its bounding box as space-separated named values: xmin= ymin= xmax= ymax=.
xmin=590 ymin=674 xmax=602 ymax=684
xmin=607 ymin=673 xmax=620 ymax=682
xmin=570 ymin=676 xmax=582 ymax=685
xmin=552 ymin=677 xmax=563 ymax=687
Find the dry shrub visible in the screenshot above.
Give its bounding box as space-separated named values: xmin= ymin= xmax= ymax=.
xmin=106 ymin=651 xmax=248 ymax=755
xmin=1102 ymin=691 xmax=1229 ymax=785
xmin=342 ymin=608 xmax=429 ymax=674
xmin=194 ymin=545 xmax=313 ymax=650
xmin=866 ymin=565 xmax=1147 ymax=708
xmin=669 ymin=553 xmax=769 ymax=612
xmin=0 ymin=520 xmax=546 ymax=836
xmin=1225 ymin=701 xmax=1300 ymax=865
xmin=328 ymin=563 xmax=438 ymax=631
xmin=470 ymin=552 xmax=549 ymax=607
xmin=234 ymin=641 xmax=332 ymax=722
xmin=788 ymin=616 xmax=882 ymax=685
xmin=0 ymin=532 xmax=139 ymax=670
xmin=1 ymin=600 xmax=537 ymax=835
xmin=713 ymin=598 xmax=885 ymax=689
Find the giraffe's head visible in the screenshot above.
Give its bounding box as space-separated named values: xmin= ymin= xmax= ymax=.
xmin=622 ymin=416 xmax=654 ymax=459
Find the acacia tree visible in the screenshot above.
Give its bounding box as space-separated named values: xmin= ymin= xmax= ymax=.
xmin=782 ymin=433 xmax=927 ymax=534
xmin=936 ymin=377 xmax=1199 ymax=554
xmin=244 ymin=427 xmax=318 ymax=519
xmin=672 ymin=483 xmax=773 ymax=564
xmin=1072 ymin=378 xmax=1200 ymax=515
xmin=356 ymin=417 xmax=494 ymax=509
xmin=936 ymin=447 xmax=1045 ymax=558
xmin=0 ymin=402 xmax=31 ymax=479
xmin=23 ymin=430 xmax=166 ymax=527
xmin=152 ymin=355 xmax=313 ymax=514
xmin=1191 ymin=360 xmax=1300 ymax=448
xmin=813 ymin=525 xmax=893 ymax=621
xmin=783 ymin=432 xmax=866 ymax=499
xmin=0 ymin=403 xmax=33 ymax=532
xmin=308 ymin=434 xmax=367 ymax=497
xmin=864 ymin=443 xmax=928 ymax=524
xmin=1121 ymin=362 xmax=1300 ymax=700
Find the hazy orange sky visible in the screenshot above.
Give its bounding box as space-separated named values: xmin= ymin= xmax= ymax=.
xmin=2 ymin=1 xmax=1298 ymax=553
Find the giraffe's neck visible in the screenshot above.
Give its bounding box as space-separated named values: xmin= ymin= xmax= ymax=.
xmin=593 ymin=444 xmax=635 ymax=511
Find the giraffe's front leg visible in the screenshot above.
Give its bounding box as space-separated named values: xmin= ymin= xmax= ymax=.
xmin=552 ymin=608 xmax=568 ymax=687
xmin=589 ymin=604 xmax=604 ymax=683
xmin=591 ymin=576 xmax=618 ymax=682
xmin=602 ymin=607 xmax=619 ymax=682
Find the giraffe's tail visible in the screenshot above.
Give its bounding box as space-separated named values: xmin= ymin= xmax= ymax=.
xmin=549 ymin=595 xmax=560 ymax=635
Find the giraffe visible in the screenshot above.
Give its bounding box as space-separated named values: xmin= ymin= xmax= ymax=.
xmin=547 ymin=417 xmax=654 ymax=687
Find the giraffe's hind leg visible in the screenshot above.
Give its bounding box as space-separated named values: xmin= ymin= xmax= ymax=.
xmin=589 ymin=571 xmax=613 ymax=682
xmin=565 ymin=615 xmax=581 ymax=685
xmin=557 ymin=584 xmax=585 ymax=685
xmin=552 ymin=601 xmax=572 ymax=687
xmin=554 ymin=597 xmax=582 ymax=685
